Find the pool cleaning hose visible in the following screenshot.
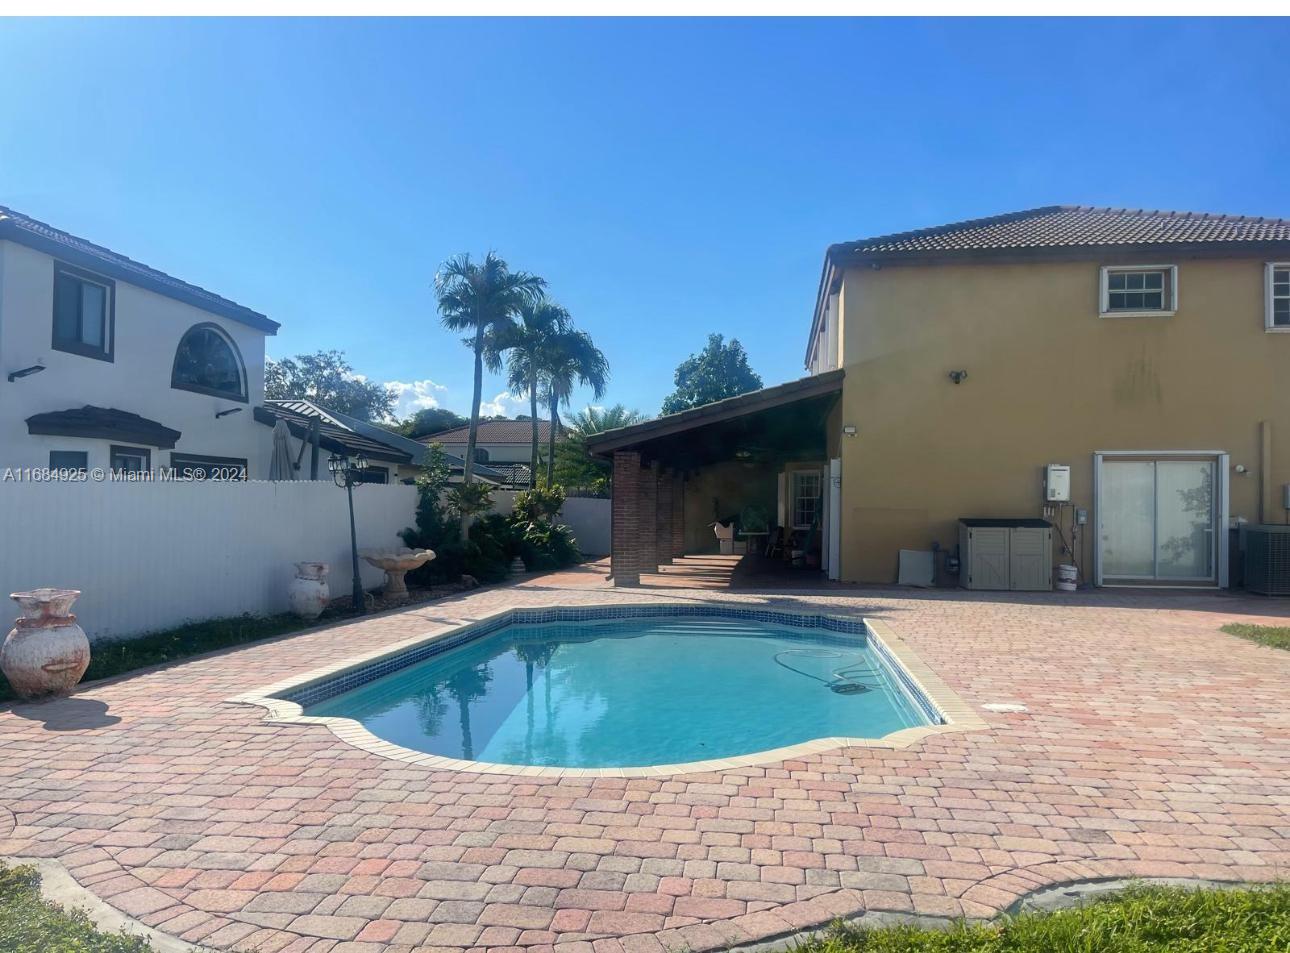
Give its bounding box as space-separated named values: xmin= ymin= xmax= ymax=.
xmin=773 ymin=649 xmax=880 ymax=694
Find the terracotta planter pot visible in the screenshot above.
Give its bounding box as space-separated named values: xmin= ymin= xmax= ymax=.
xmin=287 ymin=562 xmax=330 ymax=620
xmin=2 ymin=589 xmax=91 ymax=700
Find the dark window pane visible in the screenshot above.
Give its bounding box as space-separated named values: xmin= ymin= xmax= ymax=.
xmin=54 ymin=273 xmax=81 ymax=343
xmin=1143 ymin=292 xmax=1163 ymax=309
xmin=111 ymin=448 xmax=148 ymax=474
xmin=1275 ymin=299 xmax=1290 ymax=325
xmin=1108 ymin=273 xmax=1126 ymax=290
xmin=173 ymin=326 xmax=245 ymax=397
xmin=1126 ymin=273 xmax=1145 ymax=290
xmin=1143 ymin=272 xmax=1163 ymax=290
xmin=49 ymin=451 xmax=87 ymax=471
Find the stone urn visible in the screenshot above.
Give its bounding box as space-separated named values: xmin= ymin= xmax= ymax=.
xmin=2 ymin=589 xmax=91 ymax=700
xmin=287 ymin=562 xmax=330 ymax=620
xmin=360 ymin=548 xmax=435 ymax=600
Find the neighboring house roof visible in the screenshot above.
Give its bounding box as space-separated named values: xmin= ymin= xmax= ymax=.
xmin=831 ymin=205 xmax=1290 ymax=259
xmin=0 ymin=203 xmax=278 ymax=334
xmin=809 ymin=205 xmax=1290 ymax=365
xmin=26 ymin=406 xmax=182 ymax=449
xmin=258 ymin=399 xmax=508 ymax=482
xmin=420 ymin=419 xmax=556 ymax=445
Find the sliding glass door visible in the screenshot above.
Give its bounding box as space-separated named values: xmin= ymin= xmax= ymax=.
xmin=1100 ymin=457 xmax=1218 ymax=583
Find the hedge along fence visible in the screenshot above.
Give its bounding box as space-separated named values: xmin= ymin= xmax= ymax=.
xmin=485 ymin=490 xmax=610 ymax=555
xmin=0 ymin=479 xmax=418 ymax=642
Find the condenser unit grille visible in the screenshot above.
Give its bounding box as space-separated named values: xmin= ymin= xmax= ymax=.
xmin=1244 ymin=526 xmax=1290 ymax=596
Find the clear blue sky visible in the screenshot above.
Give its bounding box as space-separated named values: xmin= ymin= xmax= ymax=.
xmin=3 ymin=18 xmax=1287 ymax=420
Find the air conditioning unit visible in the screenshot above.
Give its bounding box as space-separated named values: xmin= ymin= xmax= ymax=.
xmin=1243 ymin=525 xmax=1290 ymax=595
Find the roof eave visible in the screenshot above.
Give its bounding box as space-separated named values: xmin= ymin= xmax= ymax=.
xmin=0 ymin=219 xmax=279 ymax=335
xmin=587 ymin=368 xmax=845 ymax=457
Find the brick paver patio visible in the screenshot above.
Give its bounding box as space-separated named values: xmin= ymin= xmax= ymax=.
xmin=2 ymin=561 xmax=1288 ymax=953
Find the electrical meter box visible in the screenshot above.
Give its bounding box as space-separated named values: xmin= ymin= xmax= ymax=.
xmin=1044 ymin=464 xmax=1071 ymax=502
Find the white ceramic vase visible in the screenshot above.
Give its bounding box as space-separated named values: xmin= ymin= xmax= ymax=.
xmin=287 ymin=562 xmax=330 ymax=620
xmin=2 ymin=589 xmax=91 ymax=700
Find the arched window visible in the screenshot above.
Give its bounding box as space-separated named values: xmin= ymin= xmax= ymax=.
xmin=474 ymin=448 xmax=490 ymax=464
xmin=171 ymin=323 xmax=247 ymax=401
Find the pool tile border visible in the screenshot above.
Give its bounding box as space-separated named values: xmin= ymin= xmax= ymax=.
xmin=230 ymin=604 xmax=988 ymax=778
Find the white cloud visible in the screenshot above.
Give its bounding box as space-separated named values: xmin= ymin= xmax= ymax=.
xmin=387 ymin=379 xmax=448 ymax=418
xmin=479 ymin=390 xmax=527 ymax=418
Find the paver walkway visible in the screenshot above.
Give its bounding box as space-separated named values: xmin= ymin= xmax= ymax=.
xmin=2 ymin=563 xmax=1288 ymax=953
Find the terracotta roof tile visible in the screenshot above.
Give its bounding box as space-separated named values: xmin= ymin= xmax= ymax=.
xmin=419 ymin=420 xmax=555 ymax=445
xmin=836 ymin=205 xmax=1290 ymax=257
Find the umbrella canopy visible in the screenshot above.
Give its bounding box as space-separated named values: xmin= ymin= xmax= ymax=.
xmin=269 ymin=418 xmax=296 ymax=481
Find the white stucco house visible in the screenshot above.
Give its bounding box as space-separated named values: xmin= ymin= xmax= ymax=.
xmin=0 ymin=204 xmax=279 ymax=478
xmin=419 ymin=419 xmax=560 ymax=486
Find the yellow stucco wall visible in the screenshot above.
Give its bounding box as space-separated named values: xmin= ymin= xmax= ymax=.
xmin=834 ymin=256 xmax=1290 ymax=583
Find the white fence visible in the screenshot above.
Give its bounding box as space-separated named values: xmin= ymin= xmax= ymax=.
xmin=487 ymin=490 xmax=611 ymax=556
xmin=0 ymin=480 xmax=419 ymax=642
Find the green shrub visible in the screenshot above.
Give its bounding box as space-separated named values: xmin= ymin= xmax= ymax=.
xmin=0 ymin=863 xmax=153 ymax=952
xmin=513 ymin=485 xmax=566 ymax=523
xmin=790 ymin=883 xmax=1290 ymax=953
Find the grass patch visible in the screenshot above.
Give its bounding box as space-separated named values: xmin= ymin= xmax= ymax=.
xmin=1221 ymin=623 xmax=1290 ymax=651
xmin=0 ymin=863 xmax=153 ymax=952
xmin=790 ymin=883 xmax=1289 ymax=953
xmin=0 ymin=612 xmax=322 ymax=704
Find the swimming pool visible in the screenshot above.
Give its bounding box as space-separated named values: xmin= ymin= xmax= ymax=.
xmin=288 ymin=608 xmax=942 ymax=769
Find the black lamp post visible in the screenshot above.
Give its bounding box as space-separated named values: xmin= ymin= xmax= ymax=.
xmin=328 ymin=451 xmax=369 ymax=614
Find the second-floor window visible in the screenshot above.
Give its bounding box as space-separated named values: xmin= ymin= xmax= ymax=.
xmin=1100 ymin=265 xmax=1177 ymax=317
xmin=172 ymin=323 xmax=248 ymax=401
xmin=1268 ymin=264 xmax=1290 ymax=331
xmin=52 ymin=263 xmax=114 ymax=361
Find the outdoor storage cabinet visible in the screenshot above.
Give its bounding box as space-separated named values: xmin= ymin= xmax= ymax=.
xmin=959 ymin=519 xmax=1053 ymax=591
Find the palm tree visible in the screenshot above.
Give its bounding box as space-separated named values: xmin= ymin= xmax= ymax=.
xmin=434 ymin=252 xmax=545 ymax=497
xmin=542 ymin=329 xmax=609 ymax=485
xmin=504 ymin=298 xmax=571 ymax=488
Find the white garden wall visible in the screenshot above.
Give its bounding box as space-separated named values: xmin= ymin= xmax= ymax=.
xmin=0 ymin=480 xmax=418 ymax=641
xmin=487 ymin=491 xmax=610 ymax=556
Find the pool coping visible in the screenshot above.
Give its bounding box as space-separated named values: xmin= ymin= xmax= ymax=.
xmin=230 ymin=604 xmax=988 ymax=778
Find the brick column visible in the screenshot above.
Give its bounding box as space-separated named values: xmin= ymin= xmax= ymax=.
xmin=671 ymin=471 xmax=685 ymax=558
xmin=640 ymin=461 xmax=660 ymax=574
xmin=611 ymin=451 xmax=642 ymax=586
xmin=656 ymin=468 xmax=674 ymax=566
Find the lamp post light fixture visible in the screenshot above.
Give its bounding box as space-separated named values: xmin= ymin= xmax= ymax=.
xmin=328 ymin=451 xmax=370 ymax=614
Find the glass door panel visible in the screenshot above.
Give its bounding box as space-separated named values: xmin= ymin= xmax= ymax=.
xmin=1156 ymin=461 xmax=1215 ymax=579
xmin=1101 ymin=461 xmax=1156 ymax=578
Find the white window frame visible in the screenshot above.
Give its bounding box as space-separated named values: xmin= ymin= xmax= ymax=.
xmin=1099 ymin=264 xmax=1178 ymax=318
xmin=1092 ymin=450 xmax=1229 ymax=589
xmin=791 ymin=470 xmax=822 ymax=530
xmin=1265 ymin=262 xmax=1290 ymax=332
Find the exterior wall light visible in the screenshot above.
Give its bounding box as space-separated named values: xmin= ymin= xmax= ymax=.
xmin=948 ymin=370 xmax=968 ymax=384
xmin=7 ymin=363 xmax=46 ymax=383
xmin=842 ymin=425 xmax=857 ymax=436
xmin=329 ymin=452 xmax=371 ymax=614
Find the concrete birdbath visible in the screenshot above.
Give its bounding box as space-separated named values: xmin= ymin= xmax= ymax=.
xmin=360 ymin=548 xmax=435 ymax=600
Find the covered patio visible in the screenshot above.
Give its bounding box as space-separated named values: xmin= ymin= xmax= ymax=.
xmin=587 ymin=370 xmax=844 ymax=586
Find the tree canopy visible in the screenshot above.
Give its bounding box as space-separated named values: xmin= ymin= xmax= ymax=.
xmin=660 ymin=334 xmax=763 ymax=415
xmin=398 ymin=407 xmax=469 ymax=439
xmin=265 ymin=349 xmax=396 ymax=421
xmin=551 ymin=404 xmax=649 ymax=491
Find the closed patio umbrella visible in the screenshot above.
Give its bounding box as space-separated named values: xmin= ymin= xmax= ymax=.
xmin=269 ymin=418 xmax=295 ymax=481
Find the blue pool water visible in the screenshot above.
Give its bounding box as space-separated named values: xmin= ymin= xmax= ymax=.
xmin=304 ymin=616 xmax=933 ymax=768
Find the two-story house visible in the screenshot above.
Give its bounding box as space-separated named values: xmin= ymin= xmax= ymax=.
xmin=0 ymin=205 xmax=279 ymax=477
xmin=591 ymin=206 xmax=1290 ymax=589
xmin=420 ymin=419 xmax=559 ymax=486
